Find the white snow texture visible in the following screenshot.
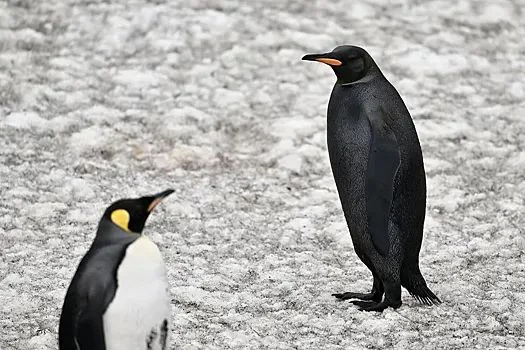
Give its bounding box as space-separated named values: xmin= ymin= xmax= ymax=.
xmin=1 ymin=0 xmax=524 ymax=349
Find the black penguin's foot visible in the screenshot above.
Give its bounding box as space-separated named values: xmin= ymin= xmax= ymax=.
xmin=350 ymin=300 xmax=377 ymax=308
xmin=332 ymin=292 xmax=378 ymax=301
xmin=359 ymin=301 xmax=387 ymax=312
xmin=358 ymin=300 xmax=401 ymax=312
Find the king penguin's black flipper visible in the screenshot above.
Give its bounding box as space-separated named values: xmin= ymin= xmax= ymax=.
xmin=60 ymin=243 xmax=124 ymax=350
xmin=73 ymin=272 xmax=113 ymax=350
xmin=366 ymin=110 xmax=400 ymax=256
xmin=73 ymin=294 xmax=107 ymax=349
xmin=60 ymin=278 xmax=108 ymax=349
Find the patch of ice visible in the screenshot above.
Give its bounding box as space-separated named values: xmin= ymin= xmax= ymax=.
xmin=171 ymin=286 xmax=234 ymax=311
xmin=424 ymin=157 xmax=454 ymax=173
xmin=479 ymin=3 xmax=514 ymax=23
xmin=48 ymin=115 xmax=75 ymax=132
xmin=283 ymin=30 xmax=335 ymax=50
xmin=417 ymin=119 xmax=471 ymax=140
xmin=278 ymin=154 xmax=302 ymax=174
xmin=23 ymin=202 xmax=68 ymax=219
xmin=253 ymin=32 xmax=286 ymax=47
xmin=270 ymin=117 xmax=319 ymax=139
xmin=345 ymin=2 xmax=376 ymax=18
xmin=26 ymin=332 xmax=55 ymax=350
xmin=81 ymin=105 xmax=122 ymax=124
xmin=1 ymin=273 xmax=23 ymax=286
xmin=57 ymin=178 xmax=97 ymax=201
xmin=4 ymin=111 xmax=48 ymax=130
xmin=213 ymin=88 xmax=246 ymax=109
xmin=285 ymin=217 xmax=312 ymax=231
xmin=506 ymin=151 xmax=525 ymax=167
xmin=152 ymin=145 xmax=217 ymax=170
xmin=16 ymin=28 xmax=45 ymax=43
xmin=324 ymin=221 xmax=352 ymax=246
xmin=113 ymin=69 xmax=164 ymax=89
xmin=97 ymin=15 xmax=132 ymax=53
xmin=219 ymin=330 xmax=254 ymax=347
xmin=509 ymin=82 xmax=524 ymax=99
xmin=165 ymin=201 xmax=202 ymax=219
xmin=130 ymin=6 xmax=161 ymax=33
xmin=430 ymin=187 xmax=465 ymax=213
xmin=68 ymin=125 xmax=111 ymax=154
xmin=395 ymin=49 xmax=470 ymax=76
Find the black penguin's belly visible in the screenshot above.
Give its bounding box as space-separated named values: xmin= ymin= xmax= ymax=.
xmin=327 ymin=114 xmax=372 ymax=255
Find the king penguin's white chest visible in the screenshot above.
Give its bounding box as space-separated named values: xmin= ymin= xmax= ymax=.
xmin=103 ymin=236 xmax=170 ymax=350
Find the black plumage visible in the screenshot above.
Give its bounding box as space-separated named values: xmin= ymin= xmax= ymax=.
xmin=303 ymin=46 xmax=440 ymax=311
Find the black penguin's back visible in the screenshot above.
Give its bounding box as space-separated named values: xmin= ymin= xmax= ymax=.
xmin=378 ymin=78 xmax=427 ymax=263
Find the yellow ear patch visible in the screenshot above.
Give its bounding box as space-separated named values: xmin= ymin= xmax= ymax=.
xmin=111 ymin=209 xmax=131 ymax=232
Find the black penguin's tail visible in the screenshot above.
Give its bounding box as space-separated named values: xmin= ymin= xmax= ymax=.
xmin=401 ymin=268 xmax=441 ymax=306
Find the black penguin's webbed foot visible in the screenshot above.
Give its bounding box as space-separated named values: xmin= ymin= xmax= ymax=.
xmin=332 ymin=292 xmax=379 ymax=301
xmin=357 ymin=301 xmax=399 ymax=312
xmin=332 ymin=276 xmax=384 ymax=302
xmin=359 ymin=301 xmax=386 ymax=312
xmin=348 ymin=278 xmax=401 ymax=312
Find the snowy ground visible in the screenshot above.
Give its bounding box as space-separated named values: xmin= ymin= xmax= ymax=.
xmin=1 ymin=0 xmax=524 ymax=349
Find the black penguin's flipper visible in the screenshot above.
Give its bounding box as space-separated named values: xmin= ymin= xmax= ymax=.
xmin=366 ymin=111 xmax=401 ymax=256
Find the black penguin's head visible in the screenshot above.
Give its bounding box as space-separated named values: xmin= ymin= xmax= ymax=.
xmin=102 ymin=189 xmax=174 ymax=234
xmin=302 ymin=45 xmax=378 ymax=85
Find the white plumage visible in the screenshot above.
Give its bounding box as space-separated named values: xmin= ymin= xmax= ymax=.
xmin=103 ymin=236 xmax=170 ymax=350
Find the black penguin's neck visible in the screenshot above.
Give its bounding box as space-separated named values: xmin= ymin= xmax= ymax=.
xmin=337 ymin=64 xmax=381 ymax=86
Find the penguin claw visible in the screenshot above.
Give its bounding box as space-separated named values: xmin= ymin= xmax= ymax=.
xmin=332 ymin=292 xmax=376 ymax=301
xmin=332 ymin=293 xmax=347 ymax=300
xmin=351 ymin=300 xmax=377 ymax=308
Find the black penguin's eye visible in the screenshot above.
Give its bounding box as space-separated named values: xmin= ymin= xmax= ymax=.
xmin=347 ymin=57 xmax=365 ymax=72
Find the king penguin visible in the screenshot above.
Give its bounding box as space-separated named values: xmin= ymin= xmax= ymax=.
xmin=59 ymin=189 xmax=174 ymax=349
xmin=302 ymin=46 xmax=440 ymax=311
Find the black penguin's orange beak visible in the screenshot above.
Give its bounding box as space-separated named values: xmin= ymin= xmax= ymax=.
xmin=147 ymin=189 xmax=174 ymax=212
xmin=302 ymin=53 xmax=342 ymax=66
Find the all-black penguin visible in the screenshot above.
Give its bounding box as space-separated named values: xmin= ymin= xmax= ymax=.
xmin=302 ymin=46 xmax=440 ymax=311
xmin=59 ymin=189 xmax=174 ymax=349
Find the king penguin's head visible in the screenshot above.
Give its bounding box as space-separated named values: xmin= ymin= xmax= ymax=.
xmin=102 ymin=189 xmax=174 ymax=234
xmin=302 ymin=45 xmax=378 ymax=85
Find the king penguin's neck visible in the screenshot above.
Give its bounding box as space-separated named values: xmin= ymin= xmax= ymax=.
xmin=94 ymin=219 xmax=139 ymax=245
